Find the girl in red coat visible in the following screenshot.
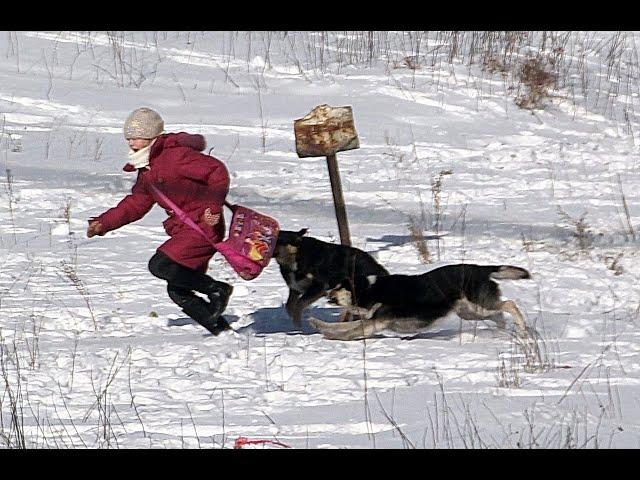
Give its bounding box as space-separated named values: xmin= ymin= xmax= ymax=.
xmin=87 ymin=107 xmax=233 ymax=335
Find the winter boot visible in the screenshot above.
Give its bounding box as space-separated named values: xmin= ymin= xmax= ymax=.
xmin=204 ymin=299 xmax=233 ymax=333
xmin=181 ymin=297 xmax=229 ymax=336
xmin=206 ymin=280 xmax=233 ymax=318
xmin=214 ymin=315 xmax=233 ymax=332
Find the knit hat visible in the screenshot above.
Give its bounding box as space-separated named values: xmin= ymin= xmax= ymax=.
xmin=123 ymin=107 xmax=164 ymax=139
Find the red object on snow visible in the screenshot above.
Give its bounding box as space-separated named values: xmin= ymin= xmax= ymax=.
xmin=233 ymin=436 xmax=291 ymax=449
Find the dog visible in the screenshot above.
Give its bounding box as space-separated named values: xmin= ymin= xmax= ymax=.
xmin=274 ymin=229 xmax=389 ymax=328
xmin=308 ymin=264 xmax=531 ymax=340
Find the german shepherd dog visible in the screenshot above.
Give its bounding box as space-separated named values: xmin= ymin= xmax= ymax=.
xmin=274 ymin=229 xmax=389 ymax=328
xmin=308 ymin=264 xmax=531 ymax=340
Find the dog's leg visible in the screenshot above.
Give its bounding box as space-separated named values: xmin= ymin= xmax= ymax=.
xmin=285 ymin=289 xmax=300 ymax=318
xmin=386 ymin=318 xmax=430 ymax=334
xmin=343 ymin=303 xmax=380 ymax=318
xmin=488 ymin=313 xmax=507 ymax=329
xmin=308 ymin=317 xmax=392 ymax=341
xmin=289 ymin=282 xmax=325 ymax=328
xmin=498 ymin=300 xmax=527 ymax=330
xmin=288 ymin=302 xmax=305 ymax=329
xmin=454 ymin=298 xmax=482 ymax=320
xmin=336 ymin=302 xmax=382 ymax=322
xmin=454 ymin=298 xmax=508 ymax=328
xmin=454 ymin=298 xmax=500 ymax=320
xmin=457 ymin=298 xmax=525 ymax=330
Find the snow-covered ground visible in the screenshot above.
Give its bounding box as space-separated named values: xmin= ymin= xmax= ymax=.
xmin=1 ymin=31 xmax=639 ymax=448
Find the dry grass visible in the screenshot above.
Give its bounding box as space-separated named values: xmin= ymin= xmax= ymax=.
xmin=515 ymin=55 xmax=558 ymax=110
xmin=408 ymin=219 xmax=431 ymax=264
xmin=58 ymin=261 xmax=97 ymax=331
xmin=557 ymin=206 xmax=594 ymax=254
xmin=3 ymin=168 xmax=17 ymax=243
xmin=407 ymin=170 xmax=452 ymax=263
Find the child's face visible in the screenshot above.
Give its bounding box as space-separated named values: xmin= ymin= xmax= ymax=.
xmin=127 ymin=138 xmax=152 ymax=152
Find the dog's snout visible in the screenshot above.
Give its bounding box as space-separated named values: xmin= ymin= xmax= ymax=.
xmin=326 ymin=288 xmax=339 ymax=303
xmin=327 ymin=287 xmax=352 ymax=307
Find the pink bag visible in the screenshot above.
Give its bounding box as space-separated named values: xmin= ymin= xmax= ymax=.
xmin=215 ymin=204 xmax=280 ymax=280
xmin=150 ymin=185 xmax=279 ymax=281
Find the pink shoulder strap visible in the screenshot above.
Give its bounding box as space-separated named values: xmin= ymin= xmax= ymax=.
xmin=150 ymin=184 xmax=216 ymax=246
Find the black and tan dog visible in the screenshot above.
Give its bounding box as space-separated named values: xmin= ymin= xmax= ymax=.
xmin=274 ymin=229 xmax=389 ymax=328
xmin=309 ymin=264 xmax=531 ymax=340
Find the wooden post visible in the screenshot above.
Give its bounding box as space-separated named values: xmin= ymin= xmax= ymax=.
xmin=294 ymin=104 xmax=359 ymax=247
xmin=325 ymin=153 xmax=351 ymax=246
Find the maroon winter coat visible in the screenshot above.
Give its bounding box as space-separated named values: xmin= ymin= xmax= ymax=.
xmin=95 ymin=132 xmax=230 ymax=272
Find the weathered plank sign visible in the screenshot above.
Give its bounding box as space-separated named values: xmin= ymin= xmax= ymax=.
xmin=294 ymin=105 xmax=360 ymax=246
xmin=294 ymin=104 xmax=359 ymax=158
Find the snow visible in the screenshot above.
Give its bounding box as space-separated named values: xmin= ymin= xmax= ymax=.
xmin=1 ymin=31 xmax=640 ymax=449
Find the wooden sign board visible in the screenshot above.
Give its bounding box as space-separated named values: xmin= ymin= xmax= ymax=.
xmin=294 ymin=104 xmax=360 ymax=158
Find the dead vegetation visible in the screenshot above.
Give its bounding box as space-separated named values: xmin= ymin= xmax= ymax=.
xmin=408 ymin=170 xmax=453 ymax=263
xmin=514 ymin=55 xmax=558 ymax=110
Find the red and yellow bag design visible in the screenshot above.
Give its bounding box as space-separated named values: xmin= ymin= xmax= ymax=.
xmin=216 ymin=204 xmax=280 ymax=280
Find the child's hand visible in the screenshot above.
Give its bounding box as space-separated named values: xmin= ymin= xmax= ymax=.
xmin=87 ymin=221 xmax=104 ymax=238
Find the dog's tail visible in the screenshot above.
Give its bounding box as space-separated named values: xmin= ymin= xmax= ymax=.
xmin=489 ymin=265 xmax=531 ymax=280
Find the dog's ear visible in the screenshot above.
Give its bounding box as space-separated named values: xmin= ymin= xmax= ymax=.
xmin=276 ymin=229 xmax=307 ymax=246
xmin=289 ymin=228 xmax=308 ymax=245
